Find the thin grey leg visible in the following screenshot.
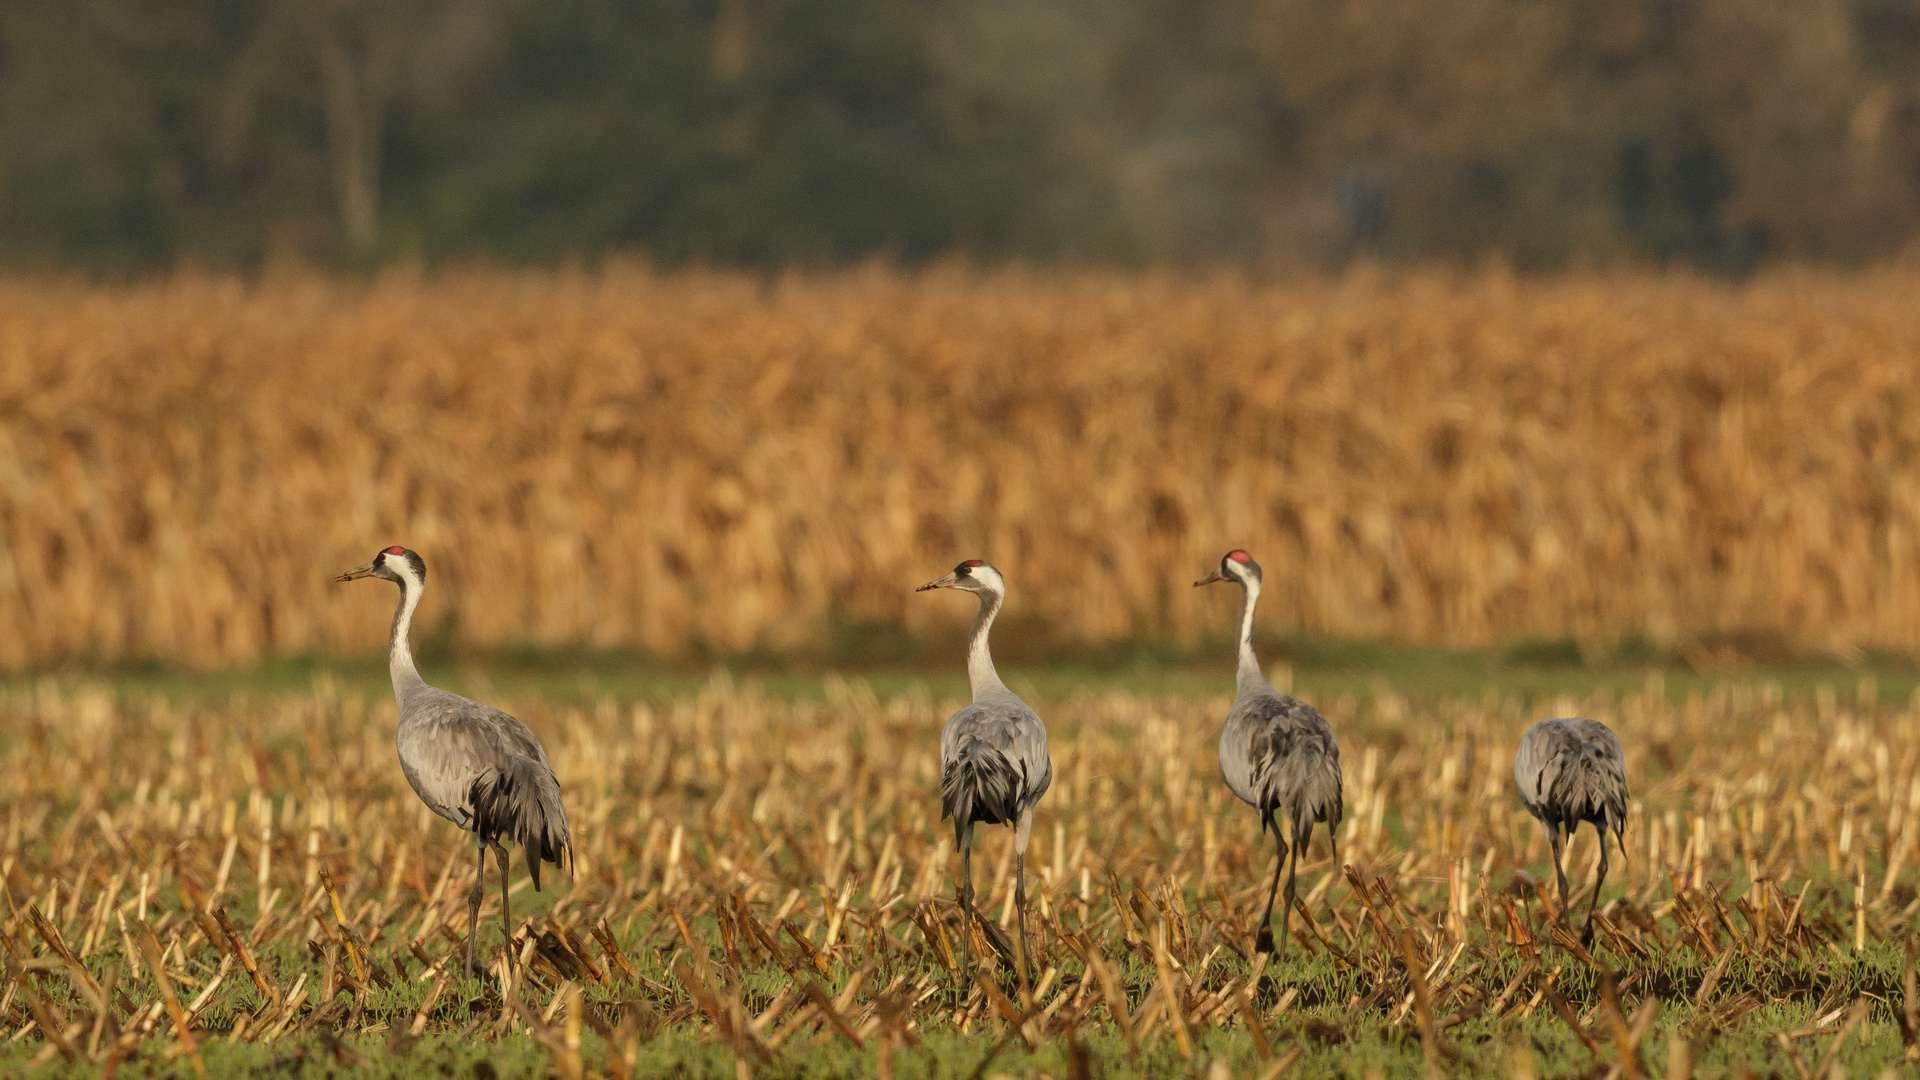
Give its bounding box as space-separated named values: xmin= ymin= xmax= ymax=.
xmin=1548 ymin=823 xmax=1569 ymax=925
xmin=1013 ymin=851 xmax=1032 ymax=991
xmin=1280 ymin=821 xmax=1307 ymax=954
xmin=466 ymin=835 xmax=486 ymax=979
xmin=957 ymin=836 xmax=974 ymax=985
xmin=1255 ymin=819 xmax=1287 ymax=955
xmin=1583 ymin=824 xmax=1609 ymax=949
xmin=491 ymin=841 xmax=514 ymax=968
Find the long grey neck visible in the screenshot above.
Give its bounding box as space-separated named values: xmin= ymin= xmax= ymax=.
xmin=966 ymin=590 xmax=1009 ymax=700
xmin=389 ymin=578 xmax=427 ymax=701
xmin=1235 ymin=577 xmax=1270 ymax=695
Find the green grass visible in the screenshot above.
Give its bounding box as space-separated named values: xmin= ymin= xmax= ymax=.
xmin=0 ymin=944 xmax=1909 ymax=1079
xmin=3 ymin=639 xmax=1917 ymax=1078
xmin=9 ymin=630 xmax=1917 ymax=708
xmin=0 ymin=822 xmax=1908 ymax=1080
xmin=1 ymin=1021 xmax=1899 ymax=1080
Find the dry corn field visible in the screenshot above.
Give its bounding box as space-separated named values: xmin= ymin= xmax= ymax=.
xmin=0 ymin=675 xmax=1910 ymax=1077
xmin=8 ymin=267 xmax=1920 ymax=668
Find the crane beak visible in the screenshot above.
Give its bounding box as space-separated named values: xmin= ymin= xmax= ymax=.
xmin=916 ymin=571 xmax=961 ymax=592
xmin=1193 ymin=568 xmax=1226 ymax=587
xmin=335 ymin=562 xmax=378 ymax=583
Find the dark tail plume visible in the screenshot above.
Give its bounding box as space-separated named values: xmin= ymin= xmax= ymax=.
xmin=470 ymin=759 xmax=573 ymax=891
xmin=942 ymin=739 xmax=1019 ymax=847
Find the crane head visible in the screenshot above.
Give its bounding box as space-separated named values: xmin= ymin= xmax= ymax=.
xmin=336 ymin=546 xmax=427 ymax=587
xmin=1194 ymin=549 xmax=1261 ymax=587
xmin=915 ymin=558 xmax=1004 ymax=596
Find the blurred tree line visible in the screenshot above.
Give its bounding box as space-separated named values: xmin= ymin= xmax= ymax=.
xmin=1 ymin=0 xmax=1917 ymax=272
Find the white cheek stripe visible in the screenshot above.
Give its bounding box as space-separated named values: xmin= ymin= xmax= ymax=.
xmin=386 ymin=555 xmax=422 ymax=589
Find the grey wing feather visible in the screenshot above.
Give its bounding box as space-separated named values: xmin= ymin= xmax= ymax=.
xmin=1219 ymin=691 xmax=1343 ymax=833
xmin=398 ymin=687 xmax=572 ymax=889
xmin=939 ymin=692 xmax=1051 ymax=844
xmin=1514 ymin=717 xmax=1627 ymax=838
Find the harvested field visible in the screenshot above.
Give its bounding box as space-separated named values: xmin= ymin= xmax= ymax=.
xmin=0 ymin=674 xmax=1912 ymax=1076
xmin=5 ymin=268 xmax=1920 ymax=667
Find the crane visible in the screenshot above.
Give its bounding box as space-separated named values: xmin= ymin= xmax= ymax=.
xmin=917 ymin=559 xmax=1051 ymax=983
xmin=1196 ymin=550 xmax=1343 ymax=955
xmin=1514 ymin=716 xmax=1627 ymax=946
xmin=336 ymin=546 xmax=571 ymax=977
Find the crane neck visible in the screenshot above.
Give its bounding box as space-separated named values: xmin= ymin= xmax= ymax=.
xmin=389 ymin=576 xmax=426 ymax=698
xmin=1235 ymin=576 xmax=1269 ymax=695
xmin=966 ymin=589 xmax=1009 ymax=701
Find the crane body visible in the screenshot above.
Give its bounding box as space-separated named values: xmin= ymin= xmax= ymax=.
xmin=1515 ymin=716 xmax=1627 ymax=946
xmin=1198 ymin=550 xmax=1343 ymax=955
xmin=918 ymin=560 xmax=1051 ymax=983
xmin=337 ymin=546 xmax=571 ymax=976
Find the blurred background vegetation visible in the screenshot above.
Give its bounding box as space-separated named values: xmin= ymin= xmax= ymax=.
xmin=5 ymin=0 xmax=1919 ymax=274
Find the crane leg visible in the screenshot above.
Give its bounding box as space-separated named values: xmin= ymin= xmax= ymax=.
xmin=1328 ymin=818 xmax=1340 ymax=866
xmin=466 ymin=835 xmax=486 ymax=979
xmin=1583 ymin=824 xmax=1609 ymax=949
xmin=1013 ymin=808 xmax=1035 ymax=991
xmin=1013 ymin=850 xmax=1033 ymax=993
xmin=1254 ymin=819 xmax=1287 ymax=955
xmin=491 ymin=841 xmax=514 ymax=968
xmin=1548 ymin=823 xmax=1569 ymax=926
xmin=1280 ymin=821 xmax=1305 ymax=956
xmin=956 ymin=837 xmax=975 ymax=988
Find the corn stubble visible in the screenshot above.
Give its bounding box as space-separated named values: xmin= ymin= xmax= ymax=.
xmin=0 ymin=675 xmax=1912 ymax=1073
xmin=4 ymin=268 xmax=1920 ymax=667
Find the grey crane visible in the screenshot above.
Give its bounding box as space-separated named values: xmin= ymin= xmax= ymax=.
xmin=1513 ymin=716 xmax=1627 ymax=947
xmin=1196 ymin=550 xmax=1343 ymax=956
xmin=336 ymin=546 xmax=571 ymax=977
xmin=917 ymin=559 xmax=1052 ymax=983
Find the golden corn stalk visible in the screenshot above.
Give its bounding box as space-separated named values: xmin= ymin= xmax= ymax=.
xmin=1 ymin=268 xmax=1918 ymax=667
